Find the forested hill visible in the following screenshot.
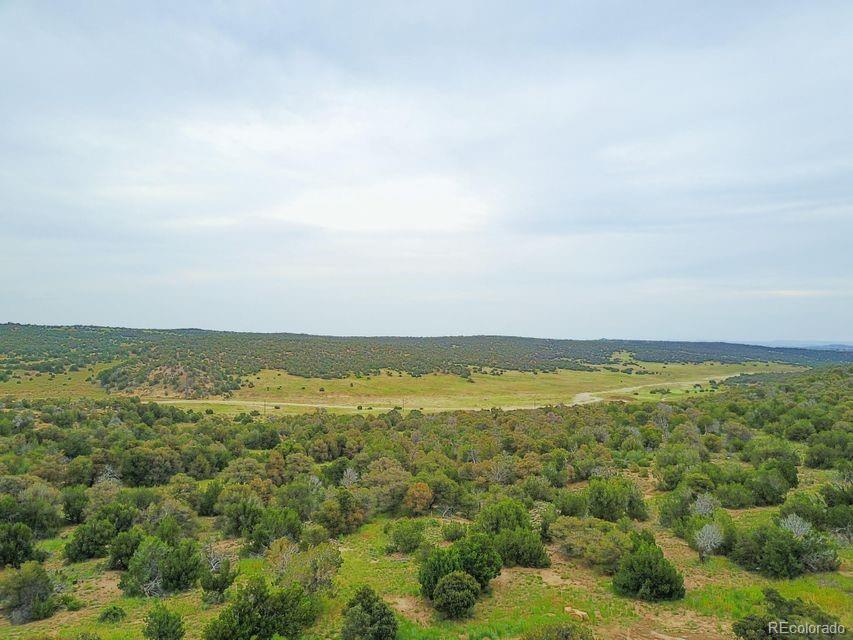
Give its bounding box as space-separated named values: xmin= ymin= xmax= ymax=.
xmin=1 ymin=323 xmax=851 ymax=396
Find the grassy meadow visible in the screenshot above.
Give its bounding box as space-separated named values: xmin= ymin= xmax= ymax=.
xmin=0 ymin=359 xmax=798 ymax=416
xmin=218 ymin=360 xmax=797 ymax=413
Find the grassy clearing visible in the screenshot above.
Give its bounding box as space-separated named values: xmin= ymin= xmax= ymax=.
xmin=0 ymin=360 xmax=798 ymax=415
xmin=222 ymin=360 xmax=797 ymax=413
xmin=0 ymin=365 xmax=110 ymax=400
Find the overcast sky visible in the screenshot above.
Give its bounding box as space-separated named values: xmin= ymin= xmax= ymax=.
xmin=1 ymin=2 xmax=852 ymax=341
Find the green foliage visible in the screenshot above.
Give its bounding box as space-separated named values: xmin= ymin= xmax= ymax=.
xmin=612 ymin=535 xmax=685 ymax=601
xmin=60 ymin=593 xmax=84 ymax=611
xmin=732 ymin=588 xmax=845 ymax=639
xmin=300 ymin=522 xmax=331 ymax=547
xmin=493 ymin=527 xmax=550 ymax=568
xmin=161 ymin=538 xmax=204 ymax=591
xmin=64 ymin=518 xmax=115 ymax=562
xmin=247 ymin=507 xmax=302 ymax=552
xmin=730 ymin=523 xmax=839 ymax=579
xmin=418 ymin=546 xmax=462 ymax=600
xmin=0 ymin=353 xmax=850 ymax=639
xmin=216 ymin=485 xmax=264 ymax=537
xmin=61 ymin=485 xmax=89 ymax=524
xmin=554 ymin=490 xmax=588 ymax=517
xmin=432 ymin=571 xmax=480 ymax=619
xmin=521 ymin=623 xmax=594 ymax=640
xmin=0 ymin=476 xmax=64 ymax=538
xmin=441 ymin=521 xmax=467 ymax=542
xmin=120 ymin=536 xmax=202 ymax=596
xmin=0 ymin=560 xmax=57 ymax=624
xmin=203 ymin=577 xmax=318 ymax=640
xmin=200 ymin=555 xmax=238 ymax=604
xmin=451 ymin=532 xmax=503 ymax=590
xmin=8 ymin=324 xmax=836 ymax=395
xmin=316 ymin=488 xmax=365 ymax=536
xmin=143 ymin=602 xmax=185 ymax=640
xmin=107 ymin=525 xmax=145 ymax=570
xmin=267 ymin=540 xmax=342 ymax=593
xmin=587 ymin=476 xmax=648 ymax=522
xmin=550 ymin=516 xmax=633 ymax=574
xmin=386 ymin=518 xmax=426 ymax=554
xmin=475 ymin=499 xmax=531 ymax=534
xmin=98 ymin=604 xmax=127 ymax=623
xmin=0 ymin=523 xmax=44 ymax=568
xmin=341 ymin=585 xmax=398 ymax=640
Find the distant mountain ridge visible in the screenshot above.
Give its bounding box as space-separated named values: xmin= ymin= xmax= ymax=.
xmin=755 ymin=340 xmax=853 ymax=351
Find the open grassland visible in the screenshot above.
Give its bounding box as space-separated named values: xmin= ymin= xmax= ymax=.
xmin=0 ymin=365 xmax=109 ymax=400
xmin=0 ymin=360 xmax=800 ymax=415
xmin=2 ymin=515 xmax=849 ymax=640
xmin=220 ymin=360 xmax=797 ymax=412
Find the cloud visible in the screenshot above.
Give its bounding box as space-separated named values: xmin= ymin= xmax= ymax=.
xmin=0 ymin=1 xmax=851 ymax=340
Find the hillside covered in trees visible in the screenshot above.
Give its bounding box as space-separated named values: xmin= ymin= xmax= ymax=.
xmin=0 ymin=365 xmax=850 ymax=639
xmin=2 ymin=324 xmax=851 ymax=398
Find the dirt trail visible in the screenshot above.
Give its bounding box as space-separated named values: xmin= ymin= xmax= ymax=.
xmin=570 ymin=374 xmax=740 ymax=405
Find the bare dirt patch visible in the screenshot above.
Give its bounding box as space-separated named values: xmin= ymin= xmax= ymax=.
xmin=390 ymin=595 xmax=433 ymax=626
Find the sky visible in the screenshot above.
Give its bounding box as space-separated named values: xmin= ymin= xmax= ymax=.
xmin=1 ymin=1 xmax=852 ymax=342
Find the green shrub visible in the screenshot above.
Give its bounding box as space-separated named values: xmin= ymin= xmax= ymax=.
xmin=612 ymin=535 xmax=685 ymax=601
xmin=59 ymin=594 xmax=84 ymax=611
xmin=120 ymin=536 xmax=201 ymax=596
xmin=387 ymin=519 xmax=426 ymax=554
xmin=200 ymin=556 xmax=238 ymax=604
xmin=657 ymin=486 xmax=693 ymax=528
xmin=733 ymin=588 xmax=845 ymax=639
xmin=716 ymin=483 xmax=755 ymax=509
xmin=521 ymin=622 xmax=594 ymax=640
xmin=432 ymin=571 xmax=480 ymax=618
xmin=779 ymin=492 xmax=827 ymax=530
xmin=730 ymin=523 xmax=838 ymax=579
xmin=554 ymin=490 xmax=588 ymax=517
xmin=61 ymin=485 xmax=89 ymax=524
xmin=418 ymin=547 xmax=461 ymax=599
xmin=475 ymin=499 xmax=531 ymax=534
xmin=300 ymin=523 xmax=330 ymax=548
xmin=108 ymin=525 xmax=145 ymax=570
xmin=247 ymin=507 xmax=301 ymax=553
xmin=550 ymin=516 xmax=632 ymax=574
xmin=203 ymin=577 xmax=318 ymax=640
xmin=493 ymin=528 xmax=550 ymax=568
xmin=441 ymin=521 xmax=466 ymax=542
xmin=161 ymin=539 xmax=203 ymax=592
xmin=747 ymin=467 xmax=790 ymax=506
xmin=98 ymin=604 xmax=127 ymax=623
xmin=341 ymin=585 xmax=398 ymax=640
xmin=451 ymin=533 xmax=502 ymax=589
xmin=64 ymin=518 xmax=116 ymax=562
xmin=143 ymin=602 xmax=184 ymax=640
xmin=266 ymin=540 xmax=341 ymax=594
xmin=0 ymin=561 xmax=57 ymax=624
xmin=588 ymin=477 xmax=647 ymax=522
xmin=0 ymin=523 xmax=44 ymax=568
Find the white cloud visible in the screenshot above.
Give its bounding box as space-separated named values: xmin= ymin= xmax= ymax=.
xmin=263 ymin=176 xmax=491 ymax=232
xmin=1 ymin=1 xmax=851 ymax=340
